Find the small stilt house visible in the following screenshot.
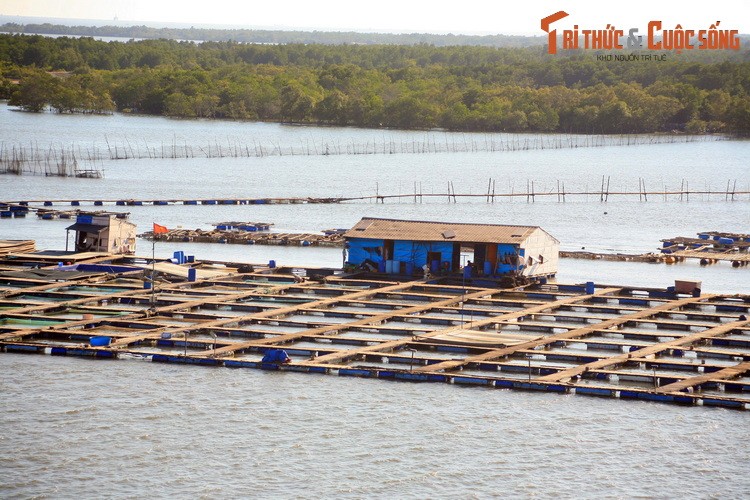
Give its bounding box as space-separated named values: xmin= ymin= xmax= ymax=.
xmin=343 ymin=217 xmax=559 ymax=278
xmin=66 ymin=214 xmax=136 ymax=254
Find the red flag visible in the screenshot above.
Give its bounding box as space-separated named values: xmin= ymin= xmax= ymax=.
xmin=153 ymin=223 xmax=169 ymax=234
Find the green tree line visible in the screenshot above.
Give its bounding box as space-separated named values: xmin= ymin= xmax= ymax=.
xmin=1 ymin=34 xmax=749 ymax=133
xmin=1 ymin=22 xmax=543 ymax=47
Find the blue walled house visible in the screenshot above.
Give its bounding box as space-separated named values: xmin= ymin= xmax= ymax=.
xmin=343 ymin=217 xmax=559 ymax=278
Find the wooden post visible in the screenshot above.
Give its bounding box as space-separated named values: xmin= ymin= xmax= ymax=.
xmin=605 ymin=176 xmax=610 ymax=202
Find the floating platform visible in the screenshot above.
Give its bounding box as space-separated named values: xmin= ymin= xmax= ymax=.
xmin=0 ymin=252 xmax=749 ymax=411
xmin=33 ymin=208 xmax=130 ymax=221
xmin=212 ymin=221 xmax=274 ymax=231
xmin=561 ymin=231 xmax=750 ymax=267
xmin=0 ymin=240 xmax=36 ymax=256
xmin=0 ymin=203 xmax=29 ymax=218
xmin=661 ymin=232 xmax=750 ymax=266
xmin=140 ymin=228 xmax=343 ymax=247
xmin=3 ymin=197 xmax=346 ymax=207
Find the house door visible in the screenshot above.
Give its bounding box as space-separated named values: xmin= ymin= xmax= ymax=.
xmin=427 ymin=251 xmax=441 ymax=273
xmin=384 ymin=240 xmax=394 ymax=261
xmin=473 ymin=244 xmax=486 ymax=274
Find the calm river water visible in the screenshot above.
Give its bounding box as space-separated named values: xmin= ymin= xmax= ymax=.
xmin=1 ymin=103 xmax=749 ymax=497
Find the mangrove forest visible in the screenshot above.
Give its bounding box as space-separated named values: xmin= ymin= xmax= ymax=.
xmin=1 ymin=32 xmax=749 ymax=134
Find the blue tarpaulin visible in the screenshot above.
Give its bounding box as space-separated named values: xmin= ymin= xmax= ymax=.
xmin=347 ymin=238 xmax=456 ymax=268
xmin=346 ymin=238 xmax=384 ymax=265
xmin=393 ymin=241 xmax=429 ymax=264
xmin=261 ymin=349 xmax=290 ymax=363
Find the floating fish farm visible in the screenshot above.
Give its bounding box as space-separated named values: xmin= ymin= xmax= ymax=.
xmin=1 ymin=251 xmax=749 ymax=411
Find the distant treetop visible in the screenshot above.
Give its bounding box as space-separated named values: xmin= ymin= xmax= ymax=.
xmin=0 ymin=22 xmax=546 ymax=47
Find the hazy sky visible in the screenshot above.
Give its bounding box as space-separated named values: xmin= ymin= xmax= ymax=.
xmin=2 ymin=0 xmax=749 ymax=35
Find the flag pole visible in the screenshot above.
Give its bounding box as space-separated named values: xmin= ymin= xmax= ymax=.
xmin=151 ymin=225 xmax=156 ymax=310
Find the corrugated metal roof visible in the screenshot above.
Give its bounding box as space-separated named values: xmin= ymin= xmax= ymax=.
xmin=343 ymin=218 xmax=555 ymax=244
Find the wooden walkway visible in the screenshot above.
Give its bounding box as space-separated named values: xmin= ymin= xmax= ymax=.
xmin=1 ymin=252 xmax=749 ymax=411
xmin=670 ymin=249 xmax=750 ymax=263
xmin=3 ymin=178 xmax=749 ymax=209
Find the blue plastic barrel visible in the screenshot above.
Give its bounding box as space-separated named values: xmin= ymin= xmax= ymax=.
xmin=90 ymin=336 xmax=111 ymax=347
xmin=144 ymin=281 xmax=152 ymax=290
xmin=463 ymin=265 xmax=472 ymax=280
xmin=483 ymin=261 xmax=492 ymax=276
xmin=187 ymin=255 xmax=195 ymax=263
xmin=585 ymin=281 xmax=595 ymax=294
xmin=268 ymin=260 xmax=276 ymax=269
xmin=405 ymin=262 xmax=414 ymax=275
xmin=378 ymin=261 xmax=386 ymax=273
xmin=187 ymin=268 xmax=197 ymax=282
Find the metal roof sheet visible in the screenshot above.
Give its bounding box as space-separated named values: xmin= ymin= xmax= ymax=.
xmin=65 ymin=223 xmax=107 ymax=233
xmin=343 ymin=218 xmax=555 ymax=244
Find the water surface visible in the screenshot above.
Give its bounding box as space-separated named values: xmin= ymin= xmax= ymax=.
xmin=1 ymin=104 xmax=749 ymax=497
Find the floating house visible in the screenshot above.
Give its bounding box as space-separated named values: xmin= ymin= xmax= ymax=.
xmin=66 ymin=214 xmax=137 ymax=254
xmin=343 ymin=217 xmax=559 ymax=278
